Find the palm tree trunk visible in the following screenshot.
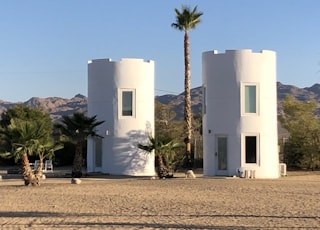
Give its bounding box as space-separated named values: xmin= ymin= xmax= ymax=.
xmin=72 ymin=140 xmax=83 ymax=178
xmin=184 ymin=31 xmax=192 ymax=168
xmin=21 ymin=153 xmax=37 ymax=186
xmin=156 ymin=155 xmax=170 ymax=178
xmin=34 ymin=157 xmax=44 ymax=185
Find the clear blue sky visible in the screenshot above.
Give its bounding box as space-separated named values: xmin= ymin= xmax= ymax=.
xmin=1 ymin=0 xmax=319 ymax=102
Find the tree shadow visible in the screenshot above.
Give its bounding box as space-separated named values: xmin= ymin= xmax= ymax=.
xmin=102 ymin=121 xmax=155 ymax=176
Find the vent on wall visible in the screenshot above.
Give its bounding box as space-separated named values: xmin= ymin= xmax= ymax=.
xmin=279 ymin=163 xmax=287 ymax=176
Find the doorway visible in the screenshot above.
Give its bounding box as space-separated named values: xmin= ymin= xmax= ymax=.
xmin=94 ymin=137 xmax=102 ymax=170
xmin=215 ymin=135 xmax=228 ymax=175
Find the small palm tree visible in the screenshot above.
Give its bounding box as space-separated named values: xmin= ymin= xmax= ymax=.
xmin=172 ymin=5 xmax=203 ymax=168
xmin=55 ymin=113 xmax=104 ymax=178
xmin=0 ymin=105 xmax=60 ymax=186
xmin=33 ymin=139 xmax=63 ymax=181
xmin=1 ymin=118 xmax=51 ymax=185
xmin=138 ymin=135 xmax=181 ymax=178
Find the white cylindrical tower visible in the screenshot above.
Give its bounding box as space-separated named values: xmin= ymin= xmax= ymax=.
xmin=202 ymin=49 xmax=279 ymax=178
xmin=87 ymin=58 xmax=155 ymax=176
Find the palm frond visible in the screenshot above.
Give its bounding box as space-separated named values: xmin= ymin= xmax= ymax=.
xmin=55 ymin=112 xmax=104 ymax=143
xmin=0 ymin=152 xmax=13 ymax=159
xmin=171 ymin=5 xmax=203 ymax=31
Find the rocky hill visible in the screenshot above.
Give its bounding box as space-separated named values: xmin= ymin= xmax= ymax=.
xmin=155 ymin=86 xmax=203 ymax=119
xmin=156 ymin=82 xmax=320 ymax=119
xmin=1 ymin=82 xmax=320 ymax=122
xmin=0 ymin=94 xmax=87 ymax=121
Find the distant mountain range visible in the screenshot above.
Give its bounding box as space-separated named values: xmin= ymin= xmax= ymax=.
xmin=1 ymin=82 xmax=320 ymax=122
xmin=0 ymin=94 xmax=87 ymax=121
xmin=156 ymin=82 xmax=320 ymax=119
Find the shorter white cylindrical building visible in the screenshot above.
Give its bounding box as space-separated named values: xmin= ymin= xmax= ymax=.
xmin=202 ymin=49 xmax=279 ymax=178
xmin=87 ymin=58 xmax=155 ymax=176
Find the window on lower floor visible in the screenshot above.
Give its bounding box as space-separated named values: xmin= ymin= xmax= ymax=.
xmin=95 ymin=137 xmax=102 ymax=167
xmin=203 ymin=85 xmax=207 ymax=114
xmin=245 ymin=136 xmax=257 ymax=164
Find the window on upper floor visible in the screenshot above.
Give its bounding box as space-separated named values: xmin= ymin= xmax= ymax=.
xmin=119 ymin=89 xmax=135 ymax=118
xmin=241 ymin=83 xmax=259 ymax=115
xmin=245 ymin=85 xmax=256 ymax=113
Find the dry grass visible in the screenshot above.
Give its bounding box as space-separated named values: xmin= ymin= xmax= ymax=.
xmin=0 ymin=171 xmax=319 ymax=229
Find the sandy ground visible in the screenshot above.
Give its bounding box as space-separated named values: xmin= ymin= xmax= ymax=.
xmin=0 ymin=170 xmax=320 ymax=230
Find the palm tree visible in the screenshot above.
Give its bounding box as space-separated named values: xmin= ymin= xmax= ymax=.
xmin=33 ymin=139 xmax=63 ymax=181
xmin=0 ymin=105 xmax=53 ymax=166
xmin=1 ymin=118 xmax=50 ymax=185
xmin=55 ymin=113 xmax=104 ymax=178
xmin=0 ymin=106 xmax=60 ymax=186
xmin=171 ymin=5 xmax=203 ymax=168
xmin=138 ymin=135 xmax=181 ymax=178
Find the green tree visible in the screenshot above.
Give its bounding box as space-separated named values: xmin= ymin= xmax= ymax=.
xmin=155 ymin=101 xmax=181 ymax=139
xmin=1 ymin=118 xmax=53 ymax=185
xmin=155 ymin=101 xmax=176 ymax=126
xmin=55 ymin=113 xmax=104 ymax=178
xmin=0 ymin=105 xmax=52 ymax=155
xmin=155 ymin=101 xmax=186 ymax=171
xmin=280 ymin=95 xmax=320 ymax=170
xmin=33 ymin=138 xmax=63 ymax=180
xmin=192 ymin=112 xmax=203 ymax=165
xmin=171 ymin=5 xmax=203 ymax=168
xmin=0 ymin=105 xmax=57 ymax=186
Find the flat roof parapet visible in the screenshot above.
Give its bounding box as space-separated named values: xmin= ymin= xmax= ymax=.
xmin=203 ymin=49 xmax=275 ymax=56
xmin=88 ymin=58 xmax=154 ymax=64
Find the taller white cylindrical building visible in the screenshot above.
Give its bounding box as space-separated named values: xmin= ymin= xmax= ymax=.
xmin=87 ymin=58 xmax=155 ymax=176
xmin=202 ymin=49 xmax=279 ymax=178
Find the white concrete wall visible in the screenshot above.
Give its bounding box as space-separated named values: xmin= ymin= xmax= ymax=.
xmin=202 ymin=49 xmax=279 ymax=178
xmin=87 ymin=58 xmax=155 ymax=176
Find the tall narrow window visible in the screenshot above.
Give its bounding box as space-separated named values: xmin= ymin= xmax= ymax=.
xmin=245 ymin=136 xmax=257 ymax=163
xmin=95 ymin=137 xmax=102 ymax=167
xmin=119 ymin=89 xmax=135 ymax=118
xmin=217 ymin=136 xmax=227 ymax=170
xmin=203 ymin=85 xmax=207 ymax=114
xmin=245 ymin=85 xmax=256 ymax=113
xmin=122 ymin=91 xmax=133 ymax=116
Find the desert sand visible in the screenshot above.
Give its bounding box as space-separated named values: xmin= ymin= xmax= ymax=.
xmin=0 ymin=170 xmax=319 ymax=229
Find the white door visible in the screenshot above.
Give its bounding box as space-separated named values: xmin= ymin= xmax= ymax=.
xmin=215 ymin=135 xmax=228 ymax=176
xmin=94 ymin=137 xmax=102 ymax=171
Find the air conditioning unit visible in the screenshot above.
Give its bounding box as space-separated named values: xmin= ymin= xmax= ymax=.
xmin=279 ymin=163 xmax=287 ymax=176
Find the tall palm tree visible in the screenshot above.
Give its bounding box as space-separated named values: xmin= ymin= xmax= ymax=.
xmin=55 ymin=113 xmax=104 ymax=178
xmin=171 ymin=5 xmax=203 ymax=168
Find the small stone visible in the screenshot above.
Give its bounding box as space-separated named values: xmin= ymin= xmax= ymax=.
xmin=71 ymin=178 xmax=81 ymax=184
xmin=185 ymin=170 xmax=196 ymax=179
